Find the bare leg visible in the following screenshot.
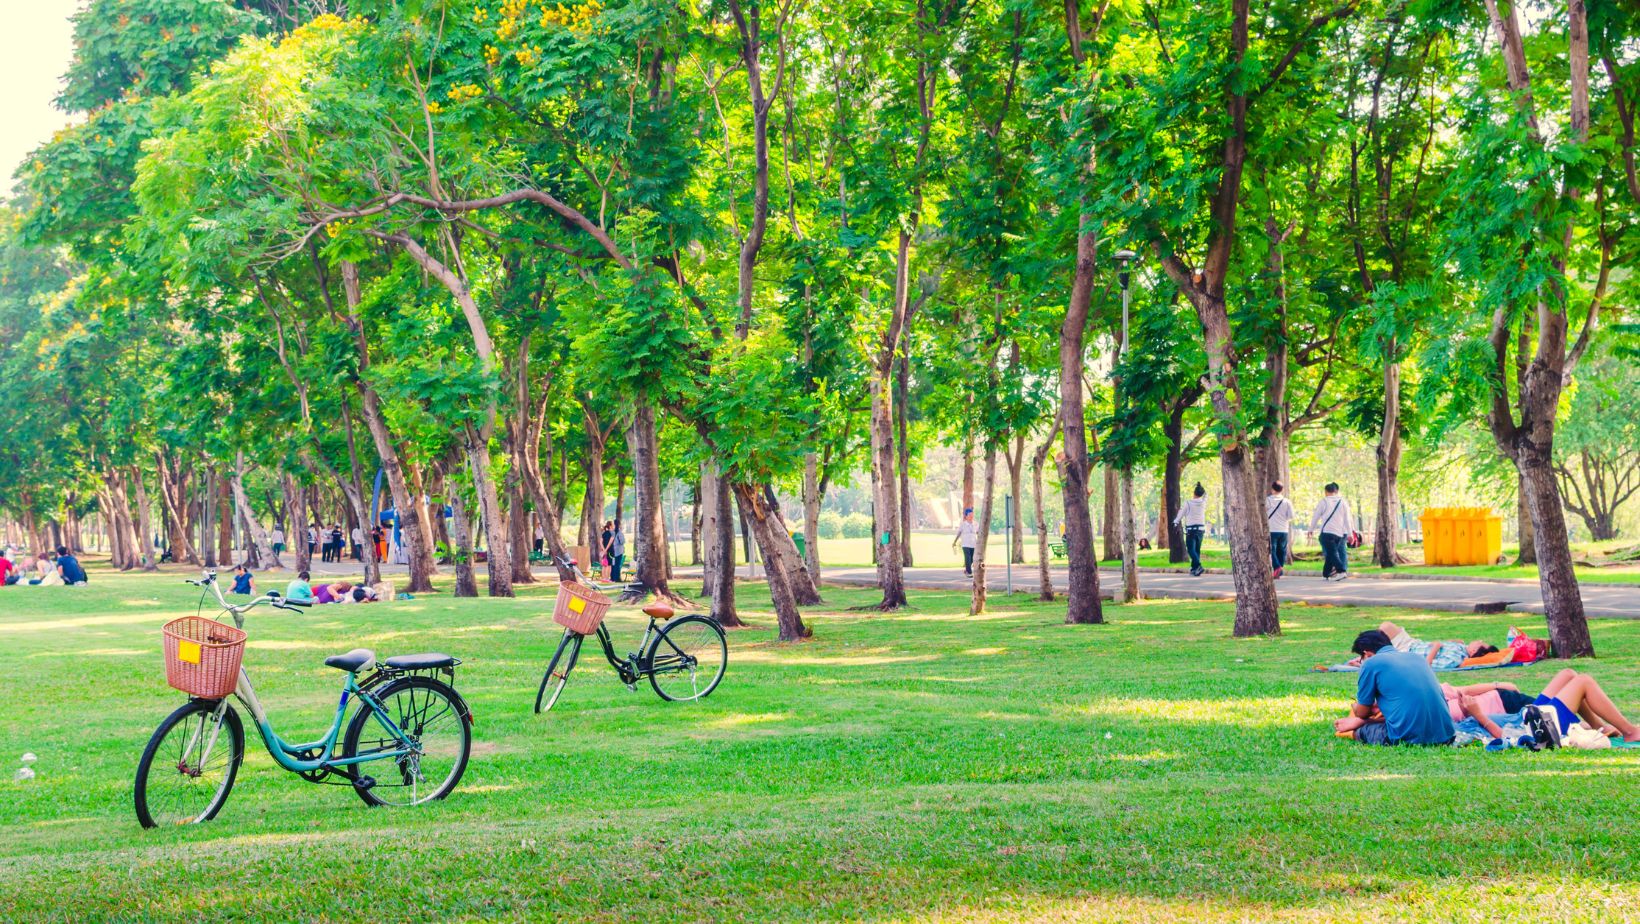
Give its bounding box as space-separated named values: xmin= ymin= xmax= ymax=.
xmin=1379 ymin=621 xmax=1402 ymax=638
xmin=1540 ymin=668 xmax=1580 ymax=699
xmin=1549 ymin=675 xmax=1640 ymax=742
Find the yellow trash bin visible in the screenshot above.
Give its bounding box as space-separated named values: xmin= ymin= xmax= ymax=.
xmin=1482 ymin=510 xmax=1503 ymax=565
xmin=1452 ymin=511 xmax=1472 ymax=566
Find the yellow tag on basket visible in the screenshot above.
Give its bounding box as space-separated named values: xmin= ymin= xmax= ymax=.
xmin=177 ymin=640 xmax=202 ymax=664
xmin=567 ymin=596 xmax=587 ymax=614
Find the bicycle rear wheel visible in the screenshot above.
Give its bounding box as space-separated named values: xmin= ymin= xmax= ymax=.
xmin=342 ymin=676 xmax=471 ymax=807
xmin=134 ymin=699 xmax=244 ymax=828
xmin=535 ymin=629 xmax=584 ymax=713
xmin=646 ymin=615 xmax=727 ymax=702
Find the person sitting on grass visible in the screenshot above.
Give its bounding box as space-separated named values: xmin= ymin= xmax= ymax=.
xmin=0 ymin=550 xmax=14 ymax=586
xmin=1370 ymin=620 xmax=1497 ymax=671
xmin=1332 ymin=629 xmax=1455 ymax=746
xmin=230 ymin=565 xmax=254 ymax=596
xmin=284 ymin=570 xmax=316 ymax=604
xmin=54 ymin=546 xmax=87 ymax=585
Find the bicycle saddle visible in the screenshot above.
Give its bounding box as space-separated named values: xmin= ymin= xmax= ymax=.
xmin=642 ymin=603 xmax=675 ymax=621
xmin=384 ymin=653 xmax=456 ymax=670
xmin=323 ymin=648 xmax=375 ymax=673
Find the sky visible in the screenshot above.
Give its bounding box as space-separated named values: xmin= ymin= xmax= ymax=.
xmin=0 ymin=2 xmax=82 ymax=198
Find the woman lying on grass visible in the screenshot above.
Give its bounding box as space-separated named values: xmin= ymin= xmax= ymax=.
xmin=1375 ymin=620 xmax=1499 ymax=671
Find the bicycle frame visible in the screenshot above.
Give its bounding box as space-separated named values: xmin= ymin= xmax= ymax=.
xmin=586 ymin=621 xmax=663 ymax=686
xmin=189 ymin=573 xmax=419 ymax=773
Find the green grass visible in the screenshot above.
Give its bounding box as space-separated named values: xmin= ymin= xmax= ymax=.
xmin=683 ymin=530 xmax=1640 ymax=584
xmin=4 ymin=565 xmax=1640 ymax=921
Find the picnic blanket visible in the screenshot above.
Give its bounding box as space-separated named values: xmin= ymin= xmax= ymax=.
xmin=1312 ymin=656 xmax=1544 ymax=674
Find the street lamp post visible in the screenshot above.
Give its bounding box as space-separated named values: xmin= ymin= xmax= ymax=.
xmin=1114 ymin=249 xmax=1141 ymax=604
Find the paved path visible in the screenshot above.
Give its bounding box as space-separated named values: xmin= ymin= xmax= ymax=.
xmin=300 ymin=557 xmax=1640 ymax=618
xmin=700 ymin=563 xmax=1640 ymax=619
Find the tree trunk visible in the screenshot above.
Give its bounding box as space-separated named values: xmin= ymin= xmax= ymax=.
xmin=1521 ymin=446 xmax=1591 ymax=656
xmin=1373 ymin=358 xmax=1406 ymax=566
xmin=463 ymin=423 xmax=513 ymax=597
xmin=625 ymin=402 xmax=681 ymax=602
xmin=896 ymin=350 xmax=914 ymax=568
xmin=230 ymin=453 xmax=280 ymax=571
xmin=699 ymin=458 xmax=742 ymax=626
xmin=961 ymin=438 xmax=975 ymax=515
xmin=1515 ymin=475 xmax=1537 ymax=564
xmin=759 ymin=484 xmax=822 ymax=604
xmin=691 ymin=483 xmax=704 ymax=566
xmin=217 ymin=473 xmax=233 ymax=567
xmin=1179 ymin=291 xmax=1280 ymax=637
xmin=287 ymin=474 xmax=311 ymax=573
xmin=1059 ymin=217 xmax=1104 ymax=625
xmin=447 ymin=485 xmax=479 ymax=598
xmin=732 ymin=483 xmax=811 ymax=640
xmin=970 ymin=442 xmax=999 ymax=615
xmin=1119 ymin=468 xmax=1141 ymax=602
xmin=201 ymin=470 xmax=218 ymax=569
xmin=507 ymin=475 xmax=535 ymax=584
xmin=870 ymin=374 xmax=908 ymax=608
xmin=802 ymin=453 xmax=822 ymax=576
xmin=1032 ymin=417 xmax=1061 ymax=601
xmin=1102 ymin=462 xmax=1119 ymax=562
xmin=130 ymin=466 xmax=159 ymax=571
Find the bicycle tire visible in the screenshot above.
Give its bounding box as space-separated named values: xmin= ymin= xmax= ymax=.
xmin=535 ymin=629 xmax=584 ymax=714
xmin=134 ymin=699 xmax=244 ymax=829
xmin=646 ymin=615 xmax=727 ymax=703
xmin=341 ymin=676 xmax=471 ymax=808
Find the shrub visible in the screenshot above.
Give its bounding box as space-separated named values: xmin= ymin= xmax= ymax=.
xmin=817 ymin=511 xmax=844 ymax=540
xmin=841 ymin=512 xmax=874 ymax=539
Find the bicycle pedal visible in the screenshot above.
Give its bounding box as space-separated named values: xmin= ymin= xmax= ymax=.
xmin=352 ymin=775 xmax=377 ymax=792
xmin=624 ymin=683 xmax=637 ymax=693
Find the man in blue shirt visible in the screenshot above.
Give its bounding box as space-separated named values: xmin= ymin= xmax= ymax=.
xmin=54 ymin=546 xmax=87 ymax=585
xmin=1346 ymin=629 xmax=1455 ymax=746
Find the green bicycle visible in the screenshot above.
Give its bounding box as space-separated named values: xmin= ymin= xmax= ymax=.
xmin=134 ymin=571 xmax=473 ymax=828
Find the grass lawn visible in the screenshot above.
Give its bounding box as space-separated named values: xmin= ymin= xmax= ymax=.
xmin=4 ymin=566 xmax=1640 ymax=921
xmin=692 ymin=531 xmax=1640 ymax=584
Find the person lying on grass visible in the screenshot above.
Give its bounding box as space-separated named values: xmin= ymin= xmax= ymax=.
xmin=1528 ymin=669 xmax=1640 ymax=743
xmin=1332 ymin=629 xmax=1455 ymax=746
xmin=314 ymin=581 xmax=353 ymax=604
xmin=1335 ymin=620 xmax=1499 ymax=671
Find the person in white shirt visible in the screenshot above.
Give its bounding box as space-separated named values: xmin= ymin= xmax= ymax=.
xmin=270 ymin=527 xmax=285 ymax=556
xmin=953 ymin=508 xmax=980 ymax=576
xmin=1173 ymin=482 xmax=1210 ymax=576
xmin=1265 ymin=481 xmax=1294 ymax=578
xmin=1310 ymin=482 xmax=1356 ymax=580
xmin=351 ymin=526 xmax=364 ymax=561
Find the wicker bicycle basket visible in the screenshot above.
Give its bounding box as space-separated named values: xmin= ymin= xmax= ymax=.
xmin=162 ymin=616 xmax=247 ymax=699
xmin=552 ymin=581 xmax=613 ymax=635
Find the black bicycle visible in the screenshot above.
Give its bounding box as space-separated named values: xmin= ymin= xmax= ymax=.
xmin=535 ymin=556 xmax=727 ymax=713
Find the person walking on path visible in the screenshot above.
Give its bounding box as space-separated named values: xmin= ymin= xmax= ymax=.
xmin=954 ymin=508 xmax=980 ymax=576
xmin=1173 ymin=482 xmax=1210 ymax=576
xmin=599 ymin=520 xmax=614 ymax=579
xmin=1310 ymin=482 xmax=1356 ymax=581
xmin=1265 ymin=481 xmax=1294 ymax=579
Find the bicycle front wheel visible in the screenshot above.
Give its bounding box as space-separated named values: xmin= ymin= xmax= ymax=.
xmin=342 ymin=677 xmax=471 ymax=808
xmin=647 ymin=615 xmax=727 ymax=702
xmin=134 ymin=699 xmax=244 ymax=828
xmin=535 ymin=630 xmax=584 ymax=714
